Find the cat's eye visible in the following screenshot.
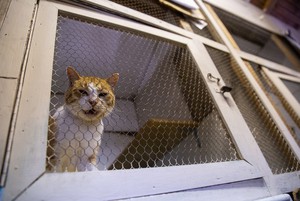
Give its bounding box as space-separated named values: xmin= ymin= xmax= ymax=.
xmin=79 ymin=89 xmax=88 ymax=96
xmin=98 ymin=92 xmax=108 ymax=97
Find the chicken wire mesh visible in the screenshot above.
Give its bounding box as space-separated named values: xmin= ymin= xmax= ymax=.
xmin=211 ymin=6 xmax=297 ymax=70
xmin=46 ymin=13 xmax=240 ymax=172
xmin=205 ymin=46 xmax=300 ymax=174
xmin=109 ymin=0 xmax=216 ymax=41
xmin=245 ymin=61 xmax=300 ymax=146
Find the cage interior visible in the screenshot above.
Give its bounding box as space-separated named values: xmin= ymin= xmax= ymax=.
xmin=47 ymin=13 xmax=239 ymax=172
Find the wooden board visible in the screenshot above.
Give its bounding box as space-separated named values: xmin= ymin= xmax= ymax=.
xmin=0 ymin=0 xmax=36 ymax=78
xmin=110 ymin=118 xmax=199 ymax=169
xmin=0 ymin=78 xmax=17 ymax=174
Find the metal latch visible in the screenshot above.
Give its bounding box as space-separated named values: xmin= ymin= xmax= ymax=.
xmin=207 ymin=73 xmax=232 ymax=95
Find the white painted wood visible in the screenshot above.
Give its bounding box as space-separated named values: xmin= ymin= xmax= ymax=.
xmin=263 ymin=69 xmax=300 ymax=118
xmin=239 ymin=50 xmax=300 ymax=78
xmin=272 ymin=172 xmax=300 ymax=194
xmin=4 ymin=1 xmax=266 ymax=200
xmin=256 ymin=194 xmax=292 ymax=201
xmin=0 ymin=78 xmax=17 ymax=173
xmin=0 ymin=0 xmax=12 ymax=28
xmin=261 ymin=68 xmax=300 ymax=162
xmin=195 ymin=0 xmax=300 ymax=195
xmin=3 ymin=3 xmax=58 ymax=201
xmin=53 ymin=2 xmax=191 ymax=45
xmin=81 ymin=0 xmax=195 ymax=38
xmin=188 ymin=39 xmax=272 ymax=175
xmin=16 ymin=161 xmax=262 ymax=201
xmin=126 ymin=179 xmax=271 ymax=201
xmin=0 ymin=0 xmax=36 ymax=78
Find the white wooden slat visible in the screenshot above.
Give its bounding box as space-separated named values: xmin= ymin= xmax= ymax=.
xmin=0 ymin=78 xmax=17 ymax=172
xmin=3 ymin=3 xmax=58 ymax=201
xmin=82 ymin=0 xmax=195 ymax=38
xmin=188 ymin=39 xmax=272 ymax=174
xmin=0 ymin=0 xmax=36 ymax=78
xmin=272 ymin=172 xmax=300 ymax=194
xmin=262 ymin=68 xmax=300 ymax=120
xmin=261 ymin=68 xmax=300 ymax=164
xmin=239 ymin=50 xmax=300 ymax=78
xmin=0 ymin=0 xmax=12 ymax=28
xmin=126 ymin=179 xmax=270 ymax=201
xmin=53 ymin=2 xmax=191 ymax=45
xmin=17 ymin=160 xmax=262 ymax=201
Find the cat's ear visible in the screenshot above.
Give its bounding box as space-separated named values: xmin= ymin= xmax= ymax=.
xmin=67 ymin=67 xmax=80 ymax=86
xmin=107 ymin=73 xmax=119 ymax=88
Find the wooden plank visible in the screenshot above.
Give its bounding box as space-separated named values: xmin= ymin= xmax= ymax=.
xmin=3 ymin=2 xmax=58 ymax=200
xmin=54 ymin=2 xmax=191 ymax=45
xmin=261 ymin=68 xmax=300 ymax=160
xmin=0 ymin=78 xmax=17 ymax=174
xmin=0 ymin=0 xmax=12 ymax=28
xmin=127 ymin=179 xmax=270 ymax=201
xmin=110 ymin=119 xmax=200 ymax=170
xmin=271 ymin=34 xmax=300 ymax=71
xmin=238 ymin=50 xmax=300 ymax=78
xmin=82 ymin=0 xmax=195 ymax=39
xmin=0 ymin=0 xmax=36 ymax=78
xmin=204 ymin=4 xmax=239 ymax=49
xmin=273 ymin=172 xmax=300 ymax=194
xmin=16 ymin=160 xmax=262 ymax=201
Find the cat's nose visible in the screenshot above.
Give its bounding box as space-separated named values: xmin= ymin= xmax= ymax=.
xmin=89 ymin=99 xmax=97 ymax=106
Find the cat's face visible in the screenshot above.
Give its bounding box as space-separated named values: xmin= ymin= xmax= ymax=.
xmin=65 ymin=67 xmax=119 ymax=122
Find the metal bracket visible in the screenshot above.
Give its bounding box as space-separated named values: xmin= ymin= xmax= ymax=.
xmin=207 ymin=73 xmax=232 ymax=95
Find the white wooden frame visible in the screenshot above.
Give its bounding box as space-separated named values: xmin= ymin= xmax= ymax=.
xmin=3 ymin=1 xmax=268 ymax=200
xmin=262 ymin=68 xmax=300 ymax=120
xmin=79 ymin=0 xmax=300 ymax=78
xmin=194 ymin=0 xmax=300 ymax=195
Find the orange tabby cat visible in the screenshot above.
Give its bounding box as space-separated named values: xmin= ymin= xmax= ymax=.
xmin=49 ymin=67 xmax=119 ymax=172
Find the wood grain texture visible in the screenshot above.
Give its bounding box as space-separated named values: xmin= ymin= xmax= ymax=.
xmin=16 ymin=161 xmax=262 ymax=201
xmin=0 ymin=78 xmax=17 ymax=172
xmin=0 ymin=0 xmax=36 ymax=78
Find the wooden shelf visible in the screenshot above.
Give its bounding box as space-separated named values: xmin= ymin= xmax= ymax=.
xmin=109 ymin=118 xmax=199 ymax=170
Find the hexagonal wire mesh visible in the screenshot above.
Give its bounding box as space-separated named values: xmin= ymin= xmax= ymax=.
xmin=211 ymin=6 xmax=297 ymax=70
xmin=246 ymin=61 xmax=300 ymax=146
xmin=109 ymin=0 xmax=216 ymax=40
xmin=205 ymin=46 xmax=300 ymax=174
xmin=46 ymin=13 xmax=240 ymax=172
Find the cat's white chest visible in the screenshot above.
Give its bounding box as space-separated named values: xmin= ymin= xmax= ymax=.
xmin=53 ymin=106 xmax=104 ymax=171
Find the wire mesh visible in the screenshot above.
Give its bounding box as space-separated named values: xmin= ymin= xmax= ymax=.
xmin=109 ymin=0 xmax=217 ymax=41
xmin=211 ymin=6 xmax=297 ymax=70
xmin=205 ymin=46 xmax=300 ymax=174
xmin=46 ymin=14 xmax=239 ymax=172
xmin=246 ymin=61 xmax=300 ymax=146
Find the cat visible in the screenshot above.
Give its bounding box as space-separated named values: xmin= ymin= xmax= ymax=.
xmin=47 ymin=67 xmax=119 ymax=172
